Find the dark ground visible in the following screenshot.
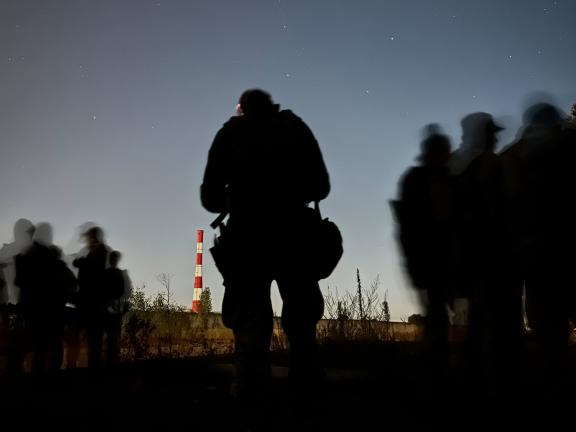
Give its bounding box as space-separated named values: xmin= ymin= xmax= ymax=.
xmin=1 ymin=342 xmax=574 ymax=430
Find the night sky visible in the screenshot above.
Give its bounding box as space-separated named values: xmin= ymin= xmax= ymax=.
xmin=1 ymin=0 xmax=575 ymax=319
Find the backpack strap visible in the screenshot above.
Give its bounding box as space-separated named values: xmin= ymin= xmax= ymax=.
xmin=210 ymin=212 xmax=228 ymax=229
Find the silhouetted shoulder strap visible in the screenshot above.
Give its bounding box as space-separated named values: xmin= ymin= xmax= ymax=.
xmin=211 ymin=212 xmax=228 ymax=229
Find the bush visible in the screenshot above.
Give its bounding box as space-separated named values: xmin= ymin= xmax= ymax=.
xmin=321 ymin=274 xmax=394 ymax=343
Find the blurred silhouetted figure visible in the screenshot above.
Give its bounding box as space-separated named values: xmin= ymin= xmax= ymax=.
xmin=568 ymin=103 xmax=576 ymax=130
xmin=103 ymin=251 xmax=132 ymax=366
xmin=500 ymin=101 xmax=576 ymax=376
xmin=0 ymin=275 xmax=5 ymax=303
xmin=201 ymin=89 xmax=330 ymax=403
xmin=62 ymin=222 xmax=99 ymax=369
xmin=451 ymin=113 xmax=507 ymax=375
xmin=15 ymin=223 xmax=76 ymax=373
xmin=396 ymin=124 xmax=456 ymax=375
xmin=0 ymin=218 xmax=35 ymax=374
xmin=73 ymin=226 xmax=110 ymax=368
xmin=0 ymin=219 xmax=35 ymax=306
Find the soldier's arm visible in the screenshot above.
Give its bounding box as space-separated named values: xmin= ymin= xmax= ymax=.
xmin=201 ymin=127 xmax=230 ymax=213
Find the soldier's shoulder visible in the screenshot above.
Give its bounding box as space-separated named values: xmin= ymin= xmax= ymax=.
xmin=278 ymin=109 xmax=304 ymax=123
xmin=221 ymin=116 xmax=243 ymax=129
xmin=405 ymin=165 xmax=424 ymax=175
xmin=401 ymin=166 xmax=425 ymax=184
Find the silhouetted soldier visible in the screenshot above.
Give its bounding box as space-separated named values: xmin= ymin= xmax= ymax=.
xmin=201 ymin=89 xmax=330 ymax=403
xmin=15 ymin=223 xmax=76 ymax=373
xmin=396 ymin=124 xmax=456 ymax=375
xmin=451 ymin=113 xmax=506 ymax=375
xmin=0 ymin=219 xmax=35 ymax=374
xmin=0 ymin=219 xmax=35 ymax=306
xmin=73 ymin=226 xmax=110 ymax=368
xmin=62 ymin=222 xmax=98 ymax=369
xmin=104 ymin=251 xmax=132 ymax=366
xmin=501 ymin=102 xmax=576 ymax=376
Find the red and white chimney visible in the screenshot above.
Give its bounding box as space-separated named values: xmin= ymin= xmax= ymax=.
xmin=192 ymin=229 xmax=203 ymax=313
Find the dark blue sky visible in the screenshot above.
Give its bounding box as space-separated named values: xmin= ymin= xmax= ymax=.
xmin=1 ymin=0 xmax=575 ymax=319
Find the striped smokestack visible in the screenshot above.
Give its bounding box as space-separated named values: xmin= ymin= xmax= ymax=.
xmin=192 ymin=229 xmax=203 ymax=313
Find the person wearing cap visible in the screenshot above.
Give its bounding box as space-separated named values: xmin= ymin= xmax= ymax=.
xmin=201 ymin=89 xmax=330 ymax=405
xmin=450 ymin=112 xmax=505 ymax=176
xmin=396 ymin=124 xmax=456 ymax=375
xmin=451 ymin=112 xmax=506 ymax=374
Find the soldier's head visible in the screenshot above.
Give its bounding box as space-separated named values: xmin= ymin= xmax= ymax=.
xmin=83 ymin=226 xmax=105 ymax=248
xmin=109 ymin=250 xmax=121 ymax=268
xmin=461 ymin=112 xmax=504 ymax=152
xmin=13 ymin=218 xmax=35 ymax=244
xmin=237 ymin=89 xmax=279 ymax=117
xmin=33 ymin=223 xmax=53 ymax=247
xmin=418 ymin=124 xmax=452 ymax=166
xmin=522 ymin=102 xmax=565 ymax=128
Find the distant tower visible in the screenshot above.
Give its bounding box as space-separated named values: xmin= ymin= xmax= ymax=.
xmin=192 ymin=229 xmax=203 ymax=313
